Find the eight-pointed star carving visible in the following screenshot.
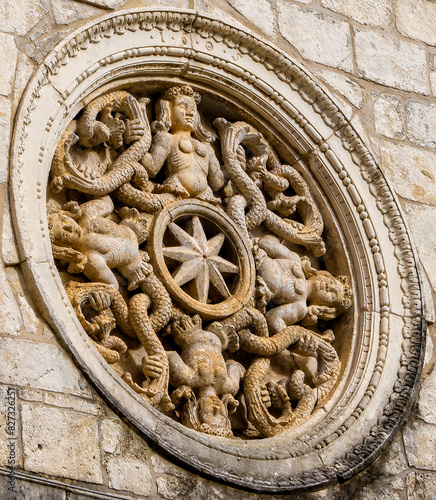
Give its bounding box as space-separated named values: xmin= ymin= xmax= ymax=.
xmin=163 ymin=216 xmax=239 ymax=303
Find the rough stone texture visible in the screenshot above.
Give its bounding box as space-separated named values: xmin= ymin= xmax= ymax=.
xmin=407 ymin=472 xmax=436 ymax=500
xmin=375 ymin=434 xmax=408 ymax=476
xmin=431 ymin=51 xmax=436 ymax=98
xmin=395 ymin=0 xmax=436 ymax=47
xmin=0 ymin=475 xmax=66 ymax=500
xmin=354 ymin=29 xmax=429 ymax=95
xmin=373 ymin=94 xmax=405 ymax=140
xmin=0 ymin=0 xmax=49 ymax=37
xmin=106 ymin=457 xmax=152 ymax=496
xmin=402 ymin=202 xmax=436 ymax=292
xmin=0 ymin=97 xmax=12 ymax=185
xmin=403 ymin=420 xmax=436 ymax=470
xmin=418 ymin=368 xmax=436 ymax=424
xmin=28 ymin=29 xmax=74 ymax=64
xmin=193 ymin=0 xmax=246 ymax=29
xmin=16 ymin=293 xmax=40 ymax=334
xmin=21 ymin=403 xmax=102 ymax=483
xmin=43 ymin=392 xmax=100 ymax=415
xmin=2 ymin=193 xmax=20 ymax=265
xmin=354 ymin=484 xmax=401 ymax=500
xmin=379 ymin=141 xmax=436 ymax=204
xmin=100 ymin=418 xmax=123 ymax=453
xmin=0 ymin=261 xmax=22 ymax=336
xmin=156 ymin=475 xmax=198 ymax=500
xmin=321 ymin=0 xmax=391 ymax=27
xmin=406 ymin=100 xmax=436 ymax=149
xmin=314 ymin=68 xmax=365 ymax=108
xmin=228 ymin=0 xmax=276 ymax=39
xmin=278 ymin=3 xmax=353 ymax=72
xmin=52 ymin=0 xmax=104 ymax=25
xmin=0 ymin=338 xmax=93 ymax=397
xmin=77 ymin=0 xmax=126 ymax=9
xmin=138 ymin=0 xmax=190 ymax=7
xmin=0 ymin=34 xmax=18 ymax=98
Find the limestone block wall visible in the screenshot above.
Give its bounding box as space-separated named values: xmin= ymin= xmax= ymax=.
xmin=0 ymin=0 xmax=435 ymax=499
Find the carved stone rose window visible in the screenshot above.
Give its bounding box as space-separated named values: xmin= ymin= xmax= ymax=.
xmin=11 ymin=9 xmax=425 ymax=492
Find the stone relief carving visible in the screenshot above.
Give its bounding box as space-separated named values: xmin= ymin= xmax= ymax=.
xmin=47 ymin=85 xmax=352 ymax=439
xmin=11 ymin=8 xmax=425 ymax=491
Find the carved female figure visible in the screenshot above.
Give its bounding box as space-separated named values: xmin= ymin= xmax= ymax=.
xmin=141 ymin=86 xmax=226 ymax=204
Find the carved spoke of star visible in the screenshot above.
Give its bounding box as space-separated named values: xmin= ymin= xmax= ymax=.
xmin=162 ymin=216 xmax=239 ymax=303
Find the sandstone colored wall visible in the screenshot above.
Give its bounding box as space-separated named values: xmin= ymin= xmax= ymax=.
xmin=0 ymin=1 xmax=435 ymax=499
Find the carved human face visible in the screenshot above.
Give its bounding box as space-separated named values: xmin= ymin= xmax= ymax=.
xmin=308 ymin=274 xmax=344 ymax=308
xmin=51 ymin=213 xmax=81 ymax=246
xmin=171 ymin=95 xmax=197 ymax=132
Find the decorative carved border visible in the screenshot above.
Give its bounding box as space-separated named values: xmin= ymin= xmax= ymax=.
xmin=10 ymin=9 xmax=424 ymax=492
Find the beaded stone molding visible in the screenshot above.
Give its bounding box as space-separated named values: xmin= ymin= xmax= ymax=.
xmin=10 ymin=8 xmax=425 ymax=493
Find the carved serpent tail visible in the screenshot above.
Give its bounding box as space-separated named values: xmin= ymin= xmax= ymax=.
xmin=214 ymin=118 xmax=267 ymax=231
xmin=129 ymin=293 xmax=170 ymax=407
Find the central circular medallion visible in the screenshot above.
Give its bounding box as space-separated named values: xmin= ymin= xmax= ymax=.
xmin=148 ymin=200 xmax=255 ymax=320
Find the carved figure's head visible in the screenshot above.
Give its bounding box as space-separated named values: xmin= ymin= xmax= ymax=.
xmin=170 ymin=314 xmax=203 ymax=346
xmin=47 ymin=208 xmax=81 ymax=247
xmin=152 ymin=86 xmax=214 ymax=142
xmin=304 ymin=272 xmax=352 ymax=325
xmin=47 ymin=207 xmax=86 ymax=274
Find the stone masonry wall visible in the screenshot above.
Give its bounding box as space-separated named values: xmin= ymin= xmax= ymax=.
xmin=0 ymin=0 xmax=435 ymax=498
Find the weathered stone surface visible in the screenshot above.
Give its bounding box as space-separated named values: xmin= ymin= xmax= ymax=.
xmin=0 ymin=475 xmax=66 ymax=500
xmin=21 ymin=403 xmax=102 ymax=483
xmin=0 ymin=259 xmax=21 ymax=336
xmin=354 ymin=484 xmax=401 ymax=500
xmin=0 ymin=34 xmax=18 ymax=97
xmin=406 ymin=100 xmax=436 ymax=149
xmin=0 ymin=338 xmax=93 ymax=397
xmin=0 ymin=97 xmax=12 ymax=185
xmin=278 ymin=3 xmax=353 ymax=72
xmin=17 ymin=292 xmax=40 ymax=334
xmin=0 ymin=0 xmax=49 ymax=37
xmin=424 ymin=327 xmax=434 ymax=367
xmin=28 ymin=29 xmax=74 ymax=64
xmin=403 ymin=420 xmax=436 ymax=470
xmin=156 ymin=475 xmax=198 ymax=500
xmin=395 ymin=0 xmax=436 ymax=47
xmin=407 ymin=472 xmax=436 ymax=500
xmin=354 ymin=29 xmax=429 ymax=95
xmin=76 ymin=0 xmax=126 ymax=9
xmin=194 ymin=0 xmax=246 ymax=29
xmin=402 ymin=202 xmax=436 ymax=292
xmin=418 ymin=368 xmax=436 ymax=424
xmin=376 ymin=434 xmax=408 ymax=476
xmin=106 ymin=457 xmax=152 ymax=496
xmin=100 ymin=418 xmax=123 ymax=453
xmin=2 ymin=192 xmax=20 ymax=265
xmin=43 ymin=392 xmax=100 ymax=416
xmin=228 ymin=0 xmax=276 ymax=39
xmin=321 ymin=0 xmax=391 ymax=27
xmin=314 ymin=68 xmax=364 ymax=108
xmin=19 ymin=389 xmax=44 ymax=402
xmin=374 ymin=94 xmax=405 ymax=140
xmin=379 ymin=141 xmax=436 ymax=204
xmin=138 ymin=0 xmax=190 ymax=7
xmin=431 ymin=51 xmax=436 ymax=98
xmin=52 ymin=0 xmax=104 ymax=25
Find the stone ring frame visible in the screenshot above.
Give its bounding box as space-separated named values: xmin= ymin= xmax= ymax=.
xmin=10 ymin=8 xmax=425 ymax=493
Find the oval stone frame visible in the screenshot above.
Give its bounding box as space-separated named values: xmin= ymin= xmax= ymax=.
xmin=10 ymin=8 xmax=425 ymax=493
